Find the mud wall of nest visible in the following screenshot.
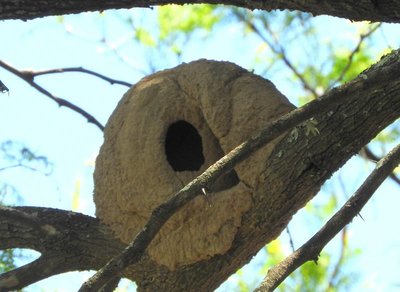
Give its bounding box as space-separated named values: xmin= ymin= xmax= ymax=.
xmin=93 ymin=59 xmax=294 ymax=270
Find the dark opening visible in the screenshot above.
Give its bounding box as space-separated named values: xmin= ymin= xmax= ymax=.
xmin=210 ymin=169 xmax=240 ymax=193
xmin=165 ymin=120 xmax=205 ymax=171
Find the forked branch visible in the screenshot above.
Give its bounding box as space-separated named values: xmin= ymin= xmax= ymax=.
xmin=255 ymin=142 xmax=400 ymax=291
xmin=0 ymin=60 xmax=133 ymax=131
xmin=0 ymin=207 xmax=125 ymax=291
xmin=27 ymin=67 xmax=132 ymax=88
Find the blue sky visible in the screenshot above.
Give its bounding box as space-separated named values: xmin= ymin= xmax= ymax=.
xmin=1 ymin=6 xmax=400 ymax=291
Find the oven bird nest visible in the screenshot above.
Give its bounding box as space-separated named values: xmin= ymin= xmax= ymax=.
xmin=94 ymin=59 xmax=294 ymax=270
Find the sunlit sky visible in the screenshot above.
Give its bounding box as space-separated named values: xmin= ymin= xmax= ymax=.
xmin=1 ymin=6 xmax=400 ymax=291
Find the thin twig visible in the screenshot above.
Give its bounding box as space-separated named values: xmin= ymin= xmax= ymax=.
xmin=329 ymin=23 xmax=381 ymax=88
xmin=24 ymin=67 xmax=132 ymax=88
xmin=0 ymin=79 xmax=9 ymax=93
xmin=326 ymin=181 xmax=348 ymax=289
xmin=233 ymin=10 xmax=319 ymax=98
xmin=285 ymin=227 xmax=295 ymax=252
xmin=0 ymin=163 xmax=38 ymax=172
xmin=327 ymin=227 xmax=347 ymax=290
xmin=360 ymin=146 xmax=400 ymax=186
xmin=0 ymin=60 xmax=104 ymax=131
xmin=0 ymin=163 xmax=52 ymax=176
xmin=254 ymin=142 xmax=400 ymax=292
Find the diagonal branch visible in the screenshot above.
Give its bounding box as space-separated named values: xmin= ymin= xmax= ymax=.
xmin=233 ymin=10 xmax=319 ymax=98
xmin=0 ymin=60 xmax=104 ymax=131
xmin=0 ymin=255 xmax=62 ymax=290
xmin=326 ymin=227 xmax=347 ymax=290
xmin=329 ymin=23 xmax=382 ymax=88
xmin=360 ymin=146 xmax=400 ymax=186
xmin=78 ymin=49 xmax=400 ymax=291
xmin=1 ymin=253 xmax=120 ymax=291
xmin=254 ymin=142 xmax=400 ymax=292
xmin=25 ymin=67 xmax=132 ymax=88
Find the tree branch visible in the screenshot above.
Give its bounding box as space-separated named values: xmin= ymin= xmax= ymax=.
xmin=0 ymin=206 xmax=58 ymax=238
xmin=1 ymin=1 xmax=400 ymax=23
xmin=79 ymin=49 xmax=400 ymax=291
xmin=27 ymin=67 xmax=132 ymax=88
xmin=326 ymin=227 xmax=347 ymax=290
xmin=254 ymin=142 xmax=400 ymax=292
xmin=0 ymin=207 xmax=125 ymax=291
xmin=1 ymin=255 xmax=63 ymax=290
xmin=0 ymin=163 xmax=47 ymax=174
xmin=233 ymin=10 xmax=319 ymax=98
xmin=0 ymin=79 xmax=9 ymax=93
xmin=0 ymin=60 xmax=105 ymax=131
xmin=329 ymin=23 xmax=382 ymax=88
xmin=360 ymin=146 xmax=400 ymax=186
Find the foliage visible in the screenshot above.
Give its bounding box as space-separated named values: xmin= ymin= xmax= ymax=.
xmin=158 ymin=4 xmax=222 ymax=40
xmin=0 ymin=140 xmax=52 ymax=175
xmin=0 ymin=141 xmax=52 ymax=275
xmin=0 ymin=250 xmax=16 ymax=274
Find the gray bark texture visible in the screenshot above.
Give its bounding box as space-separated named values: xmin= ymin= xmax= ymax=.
xmin=0 ymin=0 xmax=400 ymax=23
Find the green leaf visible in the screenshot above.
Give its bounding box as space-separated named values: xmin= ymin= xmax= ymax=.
xmin=0 ymin=249 xmax=17 ymax=273
xmin=157 ymin=4 xmax=222 ymax=40
xmin=328 ymin=45 xmax=374 ymax=85
xmin=134 ymin=27 xmax=156 ymax=47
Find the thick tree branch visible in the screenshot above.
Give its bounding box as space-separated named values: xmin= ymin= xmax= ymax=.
xmin=1 ymin=255 xmax=66 ymax=290
xmin=255 ymin=142 xmax=400 ymax=292
xmin=0 ymin=206 xmax=58 ymax=237
xmin=0 ymin=60 xmax=105 ymax=131
xmin=1 ymin=1 xmax=400 ymax=23
xmin=79 ymin=49 xmax=400 ymax=291
xmin=0 ymin=207 xmax=125 ymax=291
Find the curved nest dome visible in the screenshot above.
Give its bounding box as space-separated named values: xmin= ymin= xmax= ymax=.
xmin=94 ymin=59 xmax=294 ymax=270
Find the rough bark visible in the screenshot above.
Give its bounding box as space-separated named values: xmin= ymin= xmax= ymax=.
xmin=1 ymin=49 xmax=400 ymax=291
xmin=1 ymin=0 xmax=400 ymax=23
xmin=0 ymin=207 xmax=125 ymax=290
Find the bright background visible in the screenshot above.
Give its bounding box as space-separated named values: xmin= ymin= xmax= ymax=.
xmin=1 ymin=6 xmax=400 ymax=291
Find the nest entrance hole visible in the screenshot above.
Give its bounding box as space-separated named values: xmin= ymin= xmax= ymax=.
xmin=165 ymin=120 xmax=240 ymax=192
xmin=165 ymin=120 xmax=205 ymax=171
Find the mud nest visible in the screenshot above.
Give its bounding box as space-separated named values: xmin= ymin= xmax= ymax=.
xmin=94 ymin=59 xmax=294 ymax=270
